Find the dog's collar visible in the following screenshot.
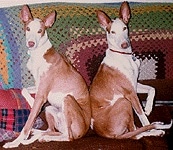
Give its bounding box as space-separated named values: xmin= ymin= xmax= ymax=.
xmin=109 ymin=49 xmax=132 ymax=55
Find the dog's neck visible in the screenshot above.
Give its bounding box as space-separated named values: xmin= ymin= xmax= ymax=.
xmin=27 ymin=31 xmax=52 ymax=56
xmin=108 ymin=46 xmax=132 ymax=57
xmin=109 ymin=49 xmax=132 ymax=55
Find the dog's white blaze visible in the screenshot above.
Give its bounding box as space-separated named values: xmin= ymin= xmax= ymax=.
xmin=109 ymin=94 xmax=124 ymax=106
xmin=26 ymin=18 xmax=43 ymax=49
xmin=90 ymin=118 xmax=94 ymax=130
xmin=48 ymin=91 xmax=73 ymax=108
xmin=107 ymin=19 xmax=129 ymax=51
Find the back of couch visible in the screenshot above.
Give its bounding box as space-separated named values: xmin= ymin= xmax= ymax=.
xmin=0 ymin=2 xmax=172 ymax=89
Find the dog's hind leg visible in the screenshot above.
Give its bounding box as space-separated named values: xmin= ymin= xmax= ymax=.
xmin=39 ymin=95 xmax=89 ymax=142
xmin=137 ymin=83 xmax=155 ymax=116
xmin=125 ymin=91 xmax=150 ymax=126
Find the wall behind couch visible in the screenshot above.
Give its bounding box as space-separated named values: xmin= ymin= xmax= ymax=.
xmin=0 ymin=0 xmax=172 ymax=8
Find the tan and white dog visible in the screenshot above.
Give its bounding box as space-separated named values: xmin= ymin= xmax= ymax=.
xmin=89 ymin=1 xmax=172 ymax=139
xmin=3 ymin=5 xmax=91 ymax=148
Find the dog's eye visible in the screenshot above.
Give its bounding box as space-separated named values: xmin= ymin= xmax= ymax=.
xmin=123 ymin=27 xmax=127 ymax=31
xmin=111 ymin=31 xmax=116 ymax=34
xmin=26 ymin=27 xmax=30 ymax=31
xmin=38 ymin=29 xmax=42 ymax=33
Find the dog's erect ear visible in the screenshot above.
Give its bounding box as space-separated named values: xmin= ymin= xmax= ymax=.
xmin=43 ymin=11 xmax=56 ymax=28
xmin=20 ymin=5 xmax=33 ymax=23
xmin=119 ymin=1 xmax=131 ymax=24
xmin=96 ymin=10 xmax=112 ymax=32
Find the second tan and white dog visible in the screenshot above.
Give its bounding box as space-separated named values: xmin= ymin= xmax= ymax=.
xmin=3 ymin=5 xmax=91 ymax=148
xmin=89 ymin=1 xmax=172 ymax=139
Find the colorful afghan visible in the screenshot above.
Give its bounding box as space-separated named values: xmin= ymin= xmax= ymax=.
xmin=0 ymin=2 xmax=172 ymax=87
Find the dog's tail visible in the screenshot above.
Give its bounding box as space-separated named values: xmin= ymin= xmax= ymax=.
xmin=117 ymin=124 xmax=155 ymax=139
xmin=117 ymin=120 xmax=172 ymax=139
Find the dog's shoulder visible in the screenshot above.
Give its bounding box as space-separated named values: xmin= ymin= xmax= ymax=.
xmin=43 ymin=47 xmax=75 ymax=70
xmin=43 ymin=47 xmax=61 ymax=63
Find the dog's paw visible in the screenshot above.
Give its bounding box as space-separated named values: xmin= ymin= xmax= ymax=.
xmin=38 ymin=135 xmax=51 ymax=142
xmin=21 ymin=134 xmax=42 ymax=145
xmin=144 ymin=105 xmax=152 ymax=116
xmin=19 ymin=129 xmax=44 ymax=145
xmin=3 ymin=140 xmax=20 ymax=148
xmin=149 ymin=129 xmax=165 ymax=137
xmin=152 ymin=120 xmax=173 ymax=129
xmin=151 ymin=121 xmax=164 ymax=125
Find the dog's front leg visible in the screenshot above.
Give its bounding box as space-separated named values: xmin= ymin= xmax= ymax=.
xmin=3 ymin=96 xmax=45 ymax=148
xmin=22 ymin=80 xmax=39 ymax=108
xmin=22 ymin=87 xmax=36 ymax=108
xmin=27 ymin=86 xmax=37 ymax=94
xmin=137 ymin=83 xmax=155 ymax=116
xmin=127 ymin=93 xmax=150 ymax=126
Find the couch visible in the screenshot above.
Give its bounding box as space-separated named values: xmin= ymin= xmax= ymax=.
xmin=0 ymin=2 xmax=173 ymax=149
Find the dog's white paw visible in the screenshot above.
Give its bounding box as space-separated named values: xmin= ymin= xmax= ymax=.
xmin=21 ymin=134 xmax=42 ymax=145
xmin=144 ymin=103 xmax=153 ymax=116
xmin=38 ymin=135 xmax=51 ymax=142
xmin=152 ymin=120 xmax=173 ymax=129
xmin=144 ymin=105 xmax=152 ymax=116
xmin=19 ymin=129 xmax=45 ymax=145
xmin=151 ymin=121 xmax=164 ymax=125
xmin=149 ymin=129 xmax=165 ymax=137
xmin=3 ymin=140 xmax=21 ymax=148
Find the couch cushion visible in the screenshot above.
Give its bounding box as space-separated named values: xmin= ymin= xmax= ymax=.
xmin=0 ymin=89 xmax=30 ymax=109
xmin=0 ymin=89 xmax=31 ymax=132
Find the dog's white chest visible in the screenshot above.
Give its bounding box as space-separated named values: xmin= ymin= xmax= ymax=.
xmin=102 ymin=50 xmax=140 ymax=89
xmin=27 ymin=51 xmax=51 ymax=83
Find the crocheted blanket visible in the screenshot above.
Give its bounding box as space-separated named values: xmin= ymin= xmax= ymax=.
xmin=0 ymin=2 xmax=172 ymax=88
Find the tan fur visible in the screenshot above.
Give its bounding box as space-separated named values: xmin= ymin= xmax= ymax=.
xmin=90 ymin=64 xmax=147 ymax=139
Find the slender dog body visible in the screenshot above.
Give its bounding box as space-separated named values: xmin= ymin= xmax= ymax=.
xmin=90 ymin=1 xmax=172 ymax=139
xmin=3 ymin=5 xmax=91 ymax=148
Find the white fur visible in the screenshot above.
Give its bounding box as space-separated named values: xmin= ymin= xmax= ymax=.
xmin=47 ymin=91 xmax=73 ymax=107
xmin=107 ymin=94 xmax=124 ymax=106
